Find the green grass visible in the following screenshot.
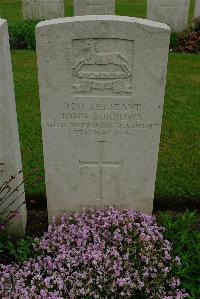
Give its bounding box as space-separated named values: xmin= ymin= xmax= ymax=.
xmin=12 ymin=51 xmax=44 ymax=198
xmin=0 ymin=0 xmax=22 ymax=23
xmin=159 ymin=211 xmax=200 ymax=299
xmin=155 ymin=53 xmax=200 ymax=202
xmin=0 ymin=0 xmax=196 ymax=26
xmin=11 ymin=51 xmax=200 ymax=203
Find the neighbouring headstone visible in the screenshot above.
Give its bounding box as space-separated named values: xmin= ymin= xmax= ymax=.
xmin=73 ymin=0 xmax=115 ymax=16
xmin=194 ymin=0 xmax=200 ymax=18
xmin=0 ymin=19 xmax=27 ymax=236
xmin=22 ymin=0 xmax=64 ymax=20
xmin=147 ymin=0 xmax=190 ymax=32
xmin=36 ymin=16 xmax=170 ymax=220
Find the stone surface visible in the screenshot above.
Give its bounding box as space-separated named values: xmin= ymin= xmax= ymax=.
xmin=36 ymin=16 xmax=170 ymax=220
xmin=73 ymin=0 xmax=115 ymax=16
xmin=22 ymin=0 xmax=64 ymax=20
xmin=147 ymin=0 xmax=190 ymax=32
xmin=0 ymin=19 xmax=27 ymax=236
xmin=194 ymin=0 xmax=200 ymax=18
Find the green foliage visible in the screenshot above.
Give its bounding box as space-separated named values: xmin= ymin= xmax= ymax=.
xmin=0 ymin=234 xmax=36 ymax=264
xmin=8 ymin=22 xmax=199 ymax=53
xmin=193 ymin=17 xmax=200 ymax=32
xmin=160 ymin=211 xmax=200 ymax=299
xmin=8 ymin=21 xmax=37 ymax=50
xmin=170 ymin=32 xmax=178 ymax=50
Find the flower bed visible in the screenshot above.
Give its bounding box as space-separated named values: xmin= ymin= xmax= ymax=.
xmin=170 ymin=17 xmax=200 ymax=54
xmin=0 ymin=208 xmax=188 ymax=298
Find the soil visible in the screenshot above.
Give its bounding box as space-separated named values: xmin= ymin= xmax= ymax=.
xmin=25 ymin=197 xmax=200 ymax=236
xmin=26 ymin=208 xmax=48 ymax=237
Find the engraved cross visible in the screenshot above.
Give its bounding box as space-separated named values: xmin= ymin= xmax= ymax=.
xmin=79 ymin=141 xmax=122 ymax=200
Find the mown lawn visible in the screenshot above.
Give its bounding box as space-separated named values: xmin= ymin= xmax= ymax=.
xmin=156 ymin=53 xmax=200 ymax=205
xmin=0 ymin=0 xmax=196 ymax=26
xmin=11 ymin=50 xmax=200 ymax=204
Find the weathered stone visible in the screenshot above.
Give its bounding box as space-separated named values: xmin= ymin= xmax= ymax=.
xmin=36 ymin=16 xmax=170 ymax=220
xmin=194 ymin=0 xmax=200 ymax=18
xmin=0 ymin=19 xmax=27 ymax=236
xmin=73 ymin=0 xmax=115 ymax=16
xmin=22 ymin=0 xmax=64 ymax=20
xmin=147 ymin=0 xmax=190 ymax=32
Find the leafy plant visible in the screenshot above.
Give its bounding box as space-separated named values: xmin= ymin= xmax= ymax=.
xmin=170 ymin=32 xmax=179 ymax=51
xmin=0 ymin=167 xmax=29 ymax=265
xmin=8 ymin=21 xmax=38 ymax=50
xmin=193 ymin=17 xmax=200 ymax=32
xmin=0 ymin=235 xmax=35 ymax=264
xmin=0 ymin=169 xmax=25 ymax=232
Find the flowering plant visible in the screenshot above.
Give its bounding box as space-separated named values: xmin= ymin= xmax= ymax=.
xmin=177 ymin=31 xmax=200 ymax=54
xmin=193 ymin=17 xmax=200 ymax=32
xmin=0 ymin=167 xmax=25 ymax=233
xmin=0 ymin=208 xmax=188 ymax=298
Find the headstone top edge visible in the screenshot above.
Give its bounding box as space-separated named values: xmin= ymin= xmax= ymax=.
xmin=0 ymin=18 xmax=7 ymax=26
xmin=36 ymin=15 xmax=171 ymax=31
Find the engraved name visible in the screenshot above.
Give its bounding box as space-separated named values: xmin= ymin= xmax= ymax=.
xmin=46 ymin=101 xmax=160 ymax=136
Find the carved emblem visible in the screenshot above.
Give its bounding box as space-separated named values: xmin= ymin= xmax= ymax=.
xmin=73 ymin=39 xmax=133 ymax=95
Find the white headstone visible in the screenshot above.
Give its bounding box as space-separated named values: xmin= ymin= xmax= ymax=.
xmin=194 ymin=0 xmax=200 ymax=18
xmin=22 ymin=0 xmax=64 ymax=20
xmin=36 ymin=16 xmax=170 ymax=220
xmin=73 ymin=0 xmax=115 ymax=16
xmin=147 ymin=0 xmax=190 ymax=32
xmin=0 ymin=19 xmax=27 ymax=236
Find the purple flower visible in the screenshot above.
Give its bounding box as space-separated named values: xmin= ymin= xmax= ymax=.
xmin=0 ymin=224 xmax=5 ymax=232
xmin=0 ymin=208 xmax=188 ymax=298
